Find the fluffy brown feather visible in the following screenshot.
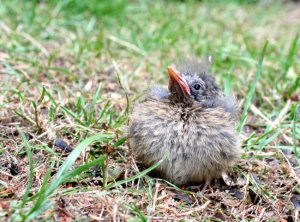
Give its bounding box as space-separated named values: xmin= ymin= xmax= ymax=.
xmin=128 ymin=61 xmax=242 ymax=185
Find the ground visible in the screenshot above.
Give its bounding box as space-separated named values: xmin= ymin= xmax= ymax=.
xmin=0 ymin=0 xmax=299 ymax=221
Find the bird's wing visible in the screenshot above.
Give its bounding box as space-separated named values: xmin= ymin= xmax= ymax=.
xmin=222 ymin=95 xmax=239 ymax=113
xmin=199 ymin=95 xmax=239 ymax=119
xmin=147 ymin=86 xmax=170 ymax=100
xmin=221 ymin=95 xmax=240 ymax=121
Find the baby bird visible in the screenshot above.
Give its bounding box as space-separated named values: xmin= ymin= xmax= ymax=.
xmin=128 ymin=61 xmax=242 ymax=186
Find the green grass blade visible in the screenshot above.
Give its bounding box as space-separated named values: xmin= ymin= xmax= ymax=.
xmin=61 ymin=106 xmax=85 ymax=125
xmin=45 ymin=133 xmax=114 ymax=196
xmin=224 ymin=70 xmax=233 ymax=96
xmin=0 ymin=179 xmax=8 ymax=188
xmin=25 ymin=167 xmax=53 ymax=218
xmin=292 ymin=104 xmax=300 ymax=164
xmin=19 ymin=129 xmax=34 ymax=208
xmin=37 ymin=87 xmax=46 ymax=104
xmin=22 ymin=134 xmax=114 ymax=220
xmin=280 ymin=34 xmax=299 ymax=81
xmin=106 ymin=154 xmax=167 ymax=189
xmin=288 ymin=76 xmax=300 ymax=97
xmin=258 ymin=127 xmax=284 ymax=150
xmin=25 ymin=201 xmax=54 ymax=221
xmin=76 ymin=96 xmax=83 ymax=116
xmin=63 ymin=155 xmax=106 ymax=180
xmin=238 ymin=41 xmax=268 ymax=133
xmin=113 ymin=137 xmax=126 ymax=147
xmin=96 ymin=100 xmax=112 ymax=124
xmin=80 ymin=96 xmax=88 ymax=122
xmin=249 ymin=129 xmax=274 ymax=145
xmin=44 ymin=88 xmax=59 ymax=108
xmin=88 ymin=84 xmax=102 ymax=124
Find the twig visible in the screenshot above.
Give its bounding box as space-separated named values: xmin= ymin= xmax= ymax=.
xmin=279 ymin=149 xmax=300 ymax=185
xmin=176 ymin=201 xmax=211 ymax=216
xmin=150 ymin=182 xmax=160 ymax=217
xmin=256 ymin=207 xmax=266 ymax=222
xmin=272 ymin=99 xmax=292 ymax=126
xmin=18 ymin=32 xmax=49 ymax=56
xmin=250 ymin=104 xmax=293 ymax=144
xmin=108 ymin=35 xmax=145 ymax=55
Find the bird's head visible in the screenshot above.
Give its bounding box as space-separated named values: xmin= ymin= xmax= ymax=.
xmin=167 ymin=66 xmax=220 ymax=106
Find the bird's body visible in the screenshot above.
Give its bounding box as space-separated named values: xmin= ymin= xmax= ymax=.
xmin=128 ymin=61 xmax=241 ymax=186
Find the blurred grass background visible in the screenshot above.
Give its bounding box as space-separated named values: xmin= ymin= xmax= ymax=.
xmin=0 ymin=0 xmax=299 ymax=221
xmin=1 ymin=0 xmax=299 ymax=96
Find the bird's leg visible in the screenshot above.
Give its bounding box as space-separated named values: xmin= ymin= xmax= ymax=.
xmin=188 ymin=180 xmax=212 ymax=193
xmin=201 ymin=180 xmax=211 ymax=193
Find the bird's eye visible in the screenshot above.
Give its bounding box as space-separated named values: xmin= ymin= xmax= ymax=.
xmin=193 ymin=84 xmax=201 ymax=90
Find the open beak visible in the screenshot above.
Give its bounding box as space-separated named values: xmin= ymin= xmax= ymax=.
xmin=167 ymin=66 xmax=191 ymax=96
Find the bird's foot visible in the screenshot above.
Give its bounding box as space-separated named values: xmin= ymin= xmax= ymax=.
xmin=201 ymin=180 xmax=211 ymax=193
xmin=188 ymin=180 xmax=212 ymax=193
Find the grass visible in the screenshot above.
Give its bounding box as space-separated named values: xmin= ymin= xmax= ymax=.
xmin=237 ymin=40 xmax=268 ymax=133
xmin=0 ymin=0 xmax=299 ymax=221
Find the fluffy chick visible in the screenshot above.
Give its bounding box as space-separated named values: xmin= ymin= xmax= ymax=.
xmin=128 ymin=61 xmax=242 ymax=186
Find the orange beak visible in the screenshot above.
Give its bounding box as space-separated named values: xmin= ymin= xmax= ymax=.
xmin=167 ymin=66 xmax=191 ymax=96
